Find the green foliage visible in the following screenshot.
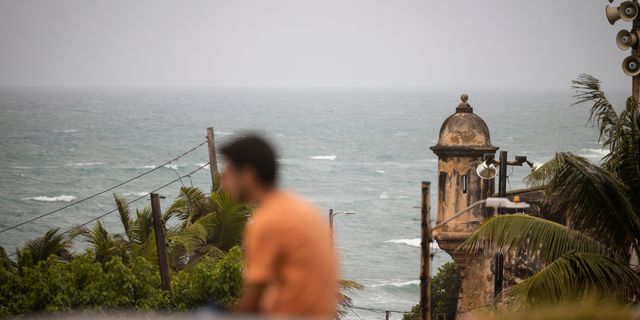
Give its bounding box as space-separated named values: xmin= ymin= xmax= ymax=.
xmin=403 ymin=262 xmax=461 ymax=320
xmin=0 ymin=246 xmax=244 ymax=317
xmin=431 ymin=262 xmax=461 ymax=319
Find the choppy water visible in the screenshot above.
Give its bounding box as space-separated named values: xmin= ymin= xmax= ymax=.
xmin=0 ymin=87 xmax=629 ymax=319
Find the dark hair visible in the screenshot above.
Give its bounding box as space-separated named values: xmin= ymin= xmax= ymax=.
xmin=220 ymin=135 xmax=278 ymax=185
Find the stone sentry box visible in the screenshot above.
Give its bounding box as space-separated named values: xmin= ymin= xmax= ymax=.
xmin=430 ymin=94 xmax=498 ymax=319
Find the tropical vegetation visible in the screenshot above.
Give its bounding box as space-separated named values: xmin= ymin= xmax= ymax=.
xmin=0 ymin=176 xmax=361 ymax=318
xmin=403 ymin=261 xmax=462 ymax=320
xmin=460 ymin=74 xmax=640 ymax=310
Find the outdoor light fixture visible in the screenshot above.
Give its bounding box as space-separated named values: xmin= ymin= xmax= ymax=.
xmin=525 ymin=160 xmax=545 ymax=172
xmin=431 ymin=197 xmax=529 ymax=233
xmin=476 ymin=161 xmax=497 ymax=180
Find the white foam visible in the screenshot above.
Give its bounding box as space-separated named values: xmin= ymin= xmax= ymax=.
xmin=66 ymin=162 xmax=105 ymax=166
xmin=123 ymin=192 xmax=148 ymax=197
xmin=310 ymin=155 xmax=337 ymax=160
xmin=385 ymin=238 xmax=440 ymax=250
xmin=55 ymin=130 xmax=78 ymax=133
xmin=398 ymin=196 xmax=409 ymax=199
xmin=140 ymin=165 xmax=156 ymax=169
xmin=214 ymin=131 xmax=234 ymax=135
xmin=23 ymin=195 xmax=76 ymax=202
xmin=195 ymin=163 xmax=209 ymax=167
xmin=375 ymin=170 xmax=385 ymax=173
xmin=380 ymin=192 xmax=388 ymax=199
xmin=366 ymin=280 xmax=421 ymax=288
xmin=579 ymin=148 xmax=610 ymax=158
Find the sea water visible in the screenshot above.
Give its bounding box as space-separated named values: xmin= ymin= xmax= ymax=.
xmin=0 ymin=86 xmax=629 ymax=319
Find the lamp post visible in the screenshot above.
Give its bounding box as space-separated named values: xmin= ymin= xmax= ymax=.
xmin=419 ymin=186 xmax=530 ymax=320
xmin=475 ymin=152 xmax=539 ymax=296
xmin=329 ymin=209 xmax=355 ymax=238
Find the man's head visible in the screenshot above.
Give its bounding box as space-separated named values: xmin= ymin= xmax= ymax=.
xmin=221 ymin=135 xmax=278 ymax=203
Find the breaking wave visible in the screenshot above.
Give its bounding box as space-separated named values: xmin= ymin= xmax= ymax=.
xmin=22 ymin=195 xmax=76 ymax=202
xmin=66 ymin=162 xmax=105 ymax=167
xmin=385 ymin=238 xmax=440 ymax=250
xmin=310 ymin=155 xmax=337 ymax=160
xmin=366 ymin=280 xmax=420 ymax=288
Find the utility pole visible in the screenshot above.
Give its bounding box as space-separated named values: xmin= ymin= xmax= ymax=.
xmin=206 ymin=127 xmax=219 ymax=186
xmin=634 ymin=18 xmax=640 ymax=99
xmin=419 ymin=181 xmax=431 ymax=320
xmin=494 ymin=151 xmax=508 ymax=297
xmin=385 ymin=311 xmax=390 ymax=320
xmin=151 ymin=193 xmax=171 ymax=292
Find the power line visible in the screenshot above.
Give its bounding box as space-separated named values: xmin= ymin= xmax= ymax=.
xmin=351 ymin=306 xmax=406 ymax=313
xmin=0 ymin=141 xmax=207 ymax=236
xmin=7 ymin=162 xmax=210 ymax=258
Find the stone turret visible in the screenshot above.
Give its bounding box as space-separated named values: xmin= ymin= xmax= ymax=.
xmin=430 ymin=95 xmax=498 ymax=319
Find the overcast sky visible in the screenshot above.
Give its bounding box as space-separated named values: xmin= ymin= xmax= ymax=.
xmin=0 ymin=1 xmax=633 ymax=87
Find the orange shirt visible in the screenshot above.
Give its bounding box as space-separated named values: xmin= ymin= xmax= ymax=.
xmin=243 ymin=190 xmax=338 ymax=317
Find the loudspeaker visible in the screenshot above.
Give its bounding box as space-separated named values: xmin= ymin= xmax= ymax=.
xmin=620 ymin=1 xmax=639 ymax=21
xmin=476 ymin=162 xmax=496 ymax=180
xmin=623 ymin=55 xmax=640 ymax=76
xmin=607 ymin=5 xmax=622 ymax=25
xmin=617 ymin=30 xmax=638 ymax=50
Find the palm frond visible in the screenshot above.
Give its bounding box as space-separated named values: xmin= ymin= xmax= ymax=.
xmin=460 ymin=214 xmax=613 ymax=265
xmin=505 ymin=252 xmax=640 ymax=310
xmin=22 ymin=227 xmax=73 ymax=263
xmin=571 ymin=74 xmax=619 ymax=145
xmin=113 ymin=193 xmax=133 ymax=242
xmin=524 ymin=152 xmax=639 ymax=256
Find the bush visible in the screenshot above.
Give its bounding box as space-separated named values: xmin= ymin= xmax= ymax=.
xmin=0 ymin=246 xmax=244 ymax=317
xmin=403 ymin=261 xmax=462 ymax=320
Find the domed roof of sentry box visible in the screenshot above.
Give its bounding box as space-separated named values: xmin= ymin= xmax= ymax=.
xmin=430 ymin=94 xmax=499 ymax=156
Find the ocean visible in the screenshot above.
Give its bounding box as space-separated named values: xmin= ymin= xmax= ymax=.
xmin=0 ymin=86 xmax=629 ymax=319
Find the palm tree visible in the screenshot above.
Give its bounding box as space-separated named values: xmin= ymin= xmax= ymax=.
xmin=335 ymin=280 xmax=364 ymax=319
xmin=460 ymin=74 xmax=640 ymax=310
xmin=16 ymin=227 xmax=74 ymax=265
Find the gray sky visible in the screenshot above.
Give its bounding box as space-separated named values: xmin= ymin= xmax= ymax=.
xmin=0 ymin=1 xmax=633 ymax=87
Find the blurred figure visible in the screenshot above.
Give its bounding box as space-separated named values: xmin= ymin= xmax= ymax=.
xmin=221 ymin=135 xmax=338 ymax=318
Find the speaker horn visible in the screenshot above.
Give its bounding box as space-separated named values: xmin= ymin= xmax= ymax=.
xmin=620 ymin=1 xmax=639 ymax=21
xmin=623 ymin=55 xmax=640 ymax=76
xmin=476 ymin=162 xmax=496 ymax=180
xmin=607 ymin=5 xmax=622 ymax=25
xmin=617 ymin=30 xmax=638 ymax=50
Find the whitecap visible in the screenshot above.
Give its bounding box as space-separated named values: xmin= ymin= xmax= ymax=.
xmin=310 ymin=155 xmax=337 ymax=160
xmin=579 ymin=148 xmax=610 ymax=158
xmin=195 ymin=163 xmax=209 ymax=167
xmin=214 ymin=131 xmax=234 ymax=135
xmin=66 ymin=162 xmax=105 ymax=166
xmin=55 ymin=130 xmax=78 ymax=133
xmin=139 ymin=165 xmax=156 ymax=169
xmin=385 ymin=238 xmax=440 ymax=250
xmin=123 ymin=192 xmax=148 ymax=197
xmin=398 ymin=196 xmax=409 ymax=199
xmin=380 ymin=192 xmax=388 ymax=199
xmin=375 ymin=170 xmax=385 ymax=173
xmin=366 ymin=280 xmax=421 ymax=288
xmin=23 ymin=195 xmax=76 ymax=202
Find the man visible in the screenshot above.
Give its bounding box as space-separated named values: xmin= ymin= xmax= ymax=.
xmin=220 ymin=134 xmax=338 ymax=317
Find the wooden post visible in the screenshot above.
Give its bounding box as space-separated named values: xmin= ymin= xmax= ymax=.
xmin=206 ymin=127 xmax=219 ymax=186
xmin=385 ymin=311 xmax=390 ymax=320
xmin=634 ymin=20 xmax=640 ymax=99
xmin=420 ymin=181 xmax=431 ymax=320
xmin=151 ymin=193 xmax=171 ymax=292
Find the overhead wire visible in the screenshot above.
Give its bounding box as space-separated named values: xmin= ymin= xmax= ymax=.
xmin=7 ymin=162 xmax=210 ymax=258
xmin=0 ymin=140 xmax=208 ymax=236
